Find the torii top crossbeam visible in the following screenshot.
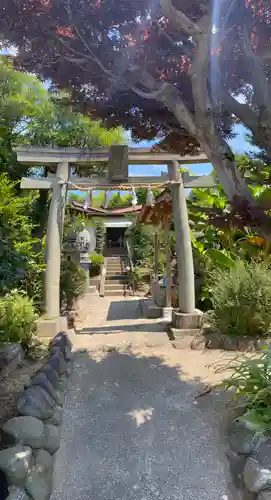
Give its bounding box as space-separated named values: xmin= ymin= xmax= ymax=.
xmin=16 ymin=145 xmax=208 ymax=165
xmin=17 ymin=145 xmax=214 ymax=190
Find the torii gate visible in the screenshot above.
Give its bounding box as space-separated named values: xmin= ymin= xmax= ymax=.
xmin=16 ymin=145 xmax=214 ymax=337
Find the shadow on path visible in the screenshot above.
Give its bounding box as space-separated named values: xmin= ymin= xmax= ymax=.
xmin=51 ymin=348 xmax=237 ymax=500
xmin=106 ymin=300 xmax=141 ymax=321
xmin=77 ymin=322 xmax=165 ymax=335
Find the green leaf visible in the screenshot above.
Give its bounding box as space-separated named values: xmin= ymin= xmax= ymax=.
xmin=205 ymin=248 xmax=236 ymax=269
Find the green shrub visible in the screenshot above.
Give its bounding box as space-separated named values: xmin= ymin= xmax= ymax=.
xmin=0 ymin=174 xmax=45 ymax=298
xmin=94 ymin=218 xmax=105 ymax=254
xmin=207 ymin=261 xmax=271 ymax=337
xmin=0 ymin=290 xmax=37 ymax=350
xmin=133 ymin=267 xmax=150 ymax=290
xmin=126 ymin=222 xmax=153 ymax=266
xmin=60 ymin=256 xmax=87 ymax=309
xmin=89 ymin=253 xmax=104 ymax=266
xmin=89 ymin=253 xmax=104 ymax=277
xmin=223 ymin=349 xmax=271 ymax=433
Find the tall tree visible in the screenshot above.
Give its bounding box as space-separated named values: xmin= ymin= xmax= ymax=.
xmin=0 ymin=0 xmax=270 ymax=232
xmin=0 ymin=56 xmax=48 ymax=180
xmin=0 ymin=56 xmax=127 ymax=231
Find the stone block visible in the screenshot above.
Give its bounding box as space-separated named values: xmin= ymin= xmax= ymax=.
xmin=225 ymin=445 xmax=246 ymax=492
xmin=36 ymin=316 xmax=68 ymax=339
xmin=17 ymin=386 xmax=55 ymax=421
xmin=140 ymin=299 xmax=162 ymax=319
xmin=50 ymin=333 xmax=73 ymax=362
xmin=253 ymin=440 xmax=271 ymax=469
xmin=66 ymin=362 xmax=73 ymax=376
xmin=44 ymin=406 xmax=63 ymax=427
xmin=44 ymin=425 xmax=61 ymax=455
xmin=0 ymin=446 xmax=32 ymax=486
xmin=25 ymin=467 xmax=51 ymax=500
xmin=47 ymin=353 xmax=67 ymax=376
xmin=58 ymin=373 xmax=69 ymax=393
xmin=244 ymin=457 xmax=271 ymax=493
xmin=3 ymin=417 xmax=46 ymax=449
xmin=38 ymin=365 xmax=59 ymax=389
xmin=30 ymin=372 xmax=63 ymax=406
xmin=50 ymin=332 xmax=72 ymax=351
xmin=7 ymin=487 xmax=31 ymax=500
xmin=228 ymin=418 xmax=267 ymax=455
xmin=33 ymin=450 xmax=53 ymax=474
xmin=172 ymin=309 xmax=203 ymax=330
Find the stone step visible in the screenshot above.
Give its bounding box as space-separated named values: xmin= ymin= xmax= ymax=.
xmin=169 ymin=327 xmax=201 ymax=339
xmin=107 ymin=263 xmax=126 ymax=268
xmin=139 ymin=299 xmax=162 ymax=319
xmin=104 ymin=289 xmax=125 ymax=297
xmin=105 ymin=275 xmax=128 ymax=281
xmin=168 ymin=328 xmax=202 ymax=349
xmin=105 ymin=283 xmax=125 ymax=290
xmin=107 ymin=261 xmax=124 ymax=266
xmin=105 ymin=279 xmax=126 ymax=285
xmin=106 ymin=273 xmax=128 ymax=279
xmin=106 ymin=270 xmax=127 ymax=276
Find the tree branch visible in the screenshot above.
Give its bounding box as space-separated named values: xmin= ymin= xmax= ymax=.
xmin=242 ymin=26 xmax=271 ymax=115
xmin=73 ymin=24 xmax=116 ymax=80
xmin=222 ymin=90 xmax=271 ymax=159
xmin=61 ymin=0 xmax=116 ymax=81
xmin=160 ymin=0 xmax=202 ymax=37
xmin=161 ymin=31 xmax=194 ymax=56
xmin=127 ymin=65 xmax=197 ymax=137
xmin=57 ymin=36 xmax=116 ymax=81
xmin=132 ymin=82 xmax=169 ymax=100
xmin=157 ymin=84 xmax=197 ymax=137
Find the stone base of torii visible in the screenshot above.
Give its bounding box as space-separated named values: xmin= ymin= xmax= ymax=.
xmin=16 ymin=145 xmax=213 ymax=338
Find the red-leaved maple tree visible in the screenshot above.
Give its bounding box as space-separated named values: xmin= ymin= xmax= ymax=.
xmin=0 ymin=0 xmax=270 ymax=232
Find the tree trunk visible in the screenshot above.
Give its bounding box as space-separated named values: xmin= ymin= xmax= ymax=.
xmin=199 ymin=134 xmax=271 ymax=237
xmin=161 ymin=90 xmax=271 ymax=237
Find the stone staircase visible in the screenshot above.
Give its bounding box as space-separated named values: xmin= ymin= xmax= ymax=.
xmin=104 ymin=256 xmax=130 ymax=297
xmin=104 ymin=256 xmax=132 ymax=297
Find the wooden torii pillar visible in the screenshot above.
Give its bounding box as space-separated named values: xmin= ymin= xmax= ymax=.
xmin=17 ymin=145 xmax=211 ymax=336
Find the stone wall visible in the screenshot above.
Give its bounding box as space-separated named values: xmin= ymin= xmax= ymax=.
xmin=0 ymin=333 xmax=73 ymax=500
xmin=227 ymin=415 xmax=271 ymax=499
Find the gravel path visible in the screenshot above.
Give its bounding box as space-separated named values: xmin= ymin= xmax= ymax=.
xmin=51 ymin=297 xmax=240 ymax=500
